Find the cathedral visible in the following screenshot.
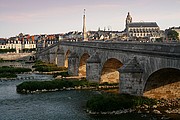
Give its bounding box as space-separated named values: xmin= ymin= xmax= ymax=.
xmin=125 ymin=12 xmax=161 ymax=41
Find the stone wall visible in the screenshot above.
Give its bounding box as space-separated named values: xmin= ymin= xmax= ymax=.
xmin=0 ymin=62 xmax=33 ymax=69
xmin=0 ymin=53 xmax=34 ymax=61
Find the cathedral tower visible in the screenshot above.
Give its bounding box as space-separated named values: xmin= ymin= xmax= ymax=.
xmin=125 ymin=12 xmax=132 ymax=30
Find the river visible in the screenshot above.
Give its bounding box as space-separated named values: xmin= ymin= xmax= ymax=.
xmin=0 ymin=78 xmax=164 ymax=120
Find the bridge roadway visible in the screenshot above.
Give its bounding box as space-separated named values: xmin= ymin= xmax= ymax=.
xmin=36 ymin=41 xmax=180 ymax=99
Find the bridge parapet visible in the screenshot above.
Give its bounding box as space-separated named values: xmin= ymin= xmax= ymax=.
xmin=60 ymin=41 xmax=180 ymax=58
xmin=37 ymin=41 xmax=180 ymax=58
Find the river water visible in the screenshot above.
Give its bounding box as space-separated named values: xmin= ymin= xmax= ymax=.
xmin=0 ymin=79 xmax=162 ymax=120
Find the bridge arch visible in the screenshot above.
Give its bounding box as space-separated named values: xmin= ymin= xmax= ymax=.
xmin=65 ymin=50 xmax=71 ymax=68
xmin=143 ymin=68 xmax=180 ymax=99
xmin=100 ymin=58 xmax=123 ymax=83
xmin=78 ymin=53 xmax=90 ymax=77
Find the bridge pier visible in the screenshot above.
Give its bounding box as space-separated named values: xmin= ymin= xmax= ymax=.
xmin=86 ymin=53 xmax=101 ymax=82
xmin=45 ymin=52 xmax=50 ymax=63
xmin=57 ymin=48 xmax=65 ymax=67
xmin=49 ymin=51 xmax=56 ymax=64
xmin=37 ymin=53 xmax=43 ymax=62
xmin=68 ymin=52 xmax=79 ymax=76
xmin=119 ymin=57 xmax=143 ymax=96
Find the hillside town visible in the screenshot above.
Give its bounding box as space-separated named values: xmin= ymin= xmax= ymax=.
xmin=0 ymin=13 xmax=179 ymax=53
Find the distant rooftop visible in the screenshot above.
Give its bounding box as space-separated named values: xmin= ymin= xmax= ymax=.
xmin=128 ymin=22 xmax=158 ymax=27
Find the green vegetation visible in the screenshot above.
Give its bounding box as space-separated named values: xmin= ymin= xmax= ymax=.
xmin=0 ymin=73 xmax=17 ymax=78
xmin=22 ymin=48 xmax=36 ymax=53
xmin=86 ymin=93 xmax=157 ymax=112
xmin=33 ymin=60 xmax=67 ymax=72
xmin=0 ymin=59 xmax=16 ymax=62
xmin=16 ymin=79 xmax=99 ymax=94
xmin=0 ymin=49 xmax=16 ymax=53
xmin=155 ymin=37 xmax=163 ymax=42
xmin=16 ymin=76 xmax=120 ymax=94
xmin=0 ymin=66 xmax=31 ymax=78
xmin=53 ymin=71 xmax=70 ymax=78
xmin=99 ymin=82 xmax=119 ymax=87
xmin=0 ymin=66 xmax=31 ymax=73
xmin=167 ymin=30 xmax=179 ymax=40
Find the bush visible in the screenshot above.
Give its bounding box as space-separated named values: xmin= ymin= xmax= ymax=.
xmin=99 ymin=82 xmax=119 ymax=86
xmin=132 ymin=96 xmax=157 ymax=106
xmin=0 ymin=66 xmax=31 ymax=78
xmin=53 ymin=71 xmax=69 ymax=78
xmin=0 ymin=66 xmax=31 ymax=74
xmin=0 ymin=73 xmax=17 ymax=78
xmin=0 ymin=49 xmax=16 ymax=53
xmin=33 ymin=61 xmax=67 ymax=72
xmin=16 ymin=79 xmax=97 ymax=94
xmin=86 ymin=93 xmax=157 ymax=112
xmin=22 ymin=48 xmax=36 ymax=53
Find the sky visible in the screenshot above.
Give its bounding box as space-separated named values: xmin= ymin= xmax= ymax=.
xmin=0 ymin=0 xmax=180 ymax=38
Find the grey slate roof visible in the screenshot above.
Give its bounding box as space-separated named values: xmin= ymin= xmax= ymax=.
xmin=128 ymin=22 xmax=158 ymax=27
xmin=0 ymin=39 xmax=6 ymax=45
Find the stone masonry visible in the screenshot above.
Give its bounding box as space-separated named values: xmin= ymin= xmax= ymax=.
xmin=36 ymin=41 xmax=180 ymax=98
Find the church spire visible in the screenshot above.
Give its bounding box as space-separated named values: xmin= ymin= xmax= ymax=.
xmin=83 ymin=9 xmax=88 ymax=41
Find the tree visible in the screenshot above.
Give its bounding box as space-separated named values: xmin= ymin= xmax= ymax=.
xmin=155 ymin=37 xmax=163 ymax=42
xmin=167 ymin=30 xmax=179 ymax=40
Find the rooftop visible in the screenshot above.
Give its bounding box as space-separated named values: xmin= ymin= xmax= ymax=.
xmin=128 ymin=22 xmax=158 ymax=27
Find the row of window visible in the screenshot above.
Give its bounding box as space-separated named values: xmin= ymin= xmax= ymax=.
xmin=129 ymin=33 xmax=159 ymax=37
xmin=46 ymin=41 xmax=58 ymax=44
xmin=0 ymin=45 xmax=36 ymax=49
xmin=0 ymin=46 xmax=6 ymax=48
xmin=129 ymin=30 xmax=159 ymax=33
xmin=129 ymin=27 xmax=159 ymax=31
xmin=7 ymin=41 xmax=36 ymax=44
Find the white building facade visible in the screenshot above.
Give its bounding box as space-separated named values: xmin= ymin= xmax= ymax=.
xmin=125 ymin=12 xmax=161 ymax=41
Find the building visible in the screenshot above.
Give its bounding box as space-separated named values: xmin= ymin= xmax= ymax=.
xmin=6 ymin=37 xmax=22 ymax=53
xmin=125 ymin=12 xmax=161 ymax=41
xmin=88 ymin=30 xmax=123 ymax=41
xmin=0 ymin=38 xmax=7 ymax=49
xmin=22 ymin=34 xmax=36 ymax=51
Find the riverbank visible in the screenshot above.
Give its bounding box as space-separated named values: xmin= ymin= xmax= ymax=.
xmin=15 ymin=77 xmax=179 ymax=119
xmin=0 ymin=66 xmax=32 ymax=80
xmin=16 ymin=78 xmax=118 ymax=94
xmin=86 ymin=94 xmax=180 ymax=120
xmin=128 ymin=98 xmax=180 ymax=119
xmin=0 ymin=78 xmax=17 ymax=81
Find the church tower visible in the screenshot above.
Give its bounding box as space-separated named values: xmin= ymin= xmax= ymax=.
xmin=82 ymin=9 xmax=88 ymax=41
xmin=125 ymin=12 xmax=132 ymax=30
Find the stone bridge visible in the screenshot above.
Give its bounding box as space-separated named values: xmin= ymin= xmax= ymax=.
xmin=36 ymin=41 xmax=180 ymax=99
